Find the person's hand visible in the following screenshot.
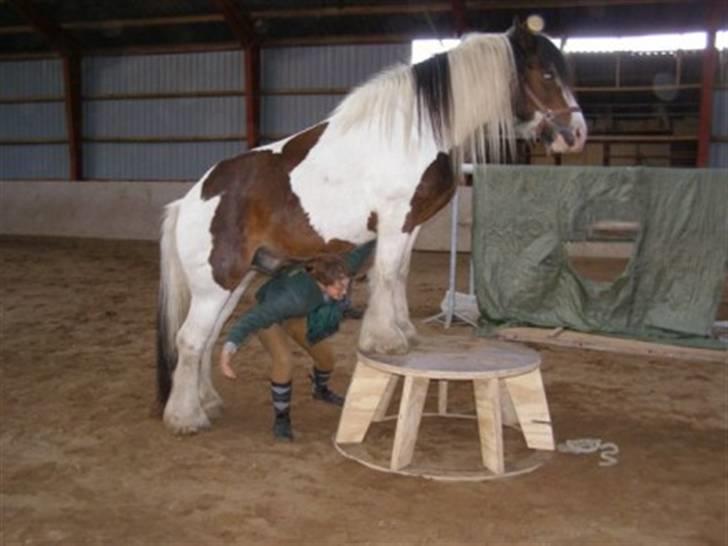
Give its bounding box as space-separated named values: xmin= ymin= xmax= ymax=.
xmin=219 ymin=343 xmax=238 ymax=380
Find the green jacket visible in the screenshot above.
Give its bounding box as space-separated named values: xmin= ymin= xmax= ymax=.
xmin=225 ymin=241 xmax=375 ymax=348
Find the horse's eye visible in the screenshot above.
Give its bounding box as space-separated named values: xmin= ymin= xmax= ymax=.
xmin=543 ymin=71 xmax=555 ymax=81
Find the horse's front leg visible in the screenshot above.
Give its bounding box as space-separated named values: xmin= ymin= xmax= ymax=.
xmin=393 ymin=226 xmax=420 ymax=344
xmin=359 ymin=232 xmax=411 ymax=355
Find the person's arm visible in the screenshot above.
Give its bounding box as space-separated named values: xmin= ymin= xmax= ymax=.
xmin=220 ymin=300 xmax=284 ymax=379
xmin=223 ymin=273 xmax=320 ymax=353
xmin=223 ymin=302 xmax=281 ymax=353
xmin=345 ymin=240 xmax=376 ymax=275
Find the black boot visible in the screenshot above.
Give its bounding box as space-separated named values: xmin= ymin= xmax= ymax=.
xmin=273 ymin=412 xmax=294 ymax=441
xmin=312 ymin=385 xmax=345 ymax=406
xmin=310 ymin=368 xmax=345 ymax=406
xmin=271 ymin=381 xmax=294 ymax=441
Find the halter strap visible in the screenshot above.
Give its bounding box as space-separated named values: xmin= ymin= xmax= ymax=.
xmin=525 ymin=85 xmax=581 ymax=124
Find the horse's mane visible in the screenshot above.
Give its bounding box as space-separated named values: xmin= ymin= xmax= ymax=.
xmin=331 ymin=33 xmax=517 ymax=165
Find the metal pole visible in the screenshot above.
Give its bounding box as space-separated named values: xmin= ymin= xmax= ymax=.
xmin=445 ymin=187 xmax=459 ymax=328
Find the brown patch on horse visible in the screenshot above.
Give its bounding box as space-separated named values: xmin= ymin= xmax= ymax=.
xmin=402 ymin=153 xmax=456 ymax=233
xmin=367 ymin=212 xmax=378 ymax=233
xmin=201 ymin=123 xmax=355 ymax=290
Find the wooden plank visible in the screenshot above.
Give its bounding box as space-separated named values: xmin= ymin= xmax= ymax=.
xmin=390 ymin=376 xmax=429 ymax=471
xmin=495 ymin=327 xmax=727 ymax=364
xmin=63 ymin=14 xmax=224 ymax=30
xmin=499 ymin=380 xmax=520 ymax=427
xmin=473 ymin=379 xmax=504 ymax=475
xmin=335 ymin=362 xmax=393 ymax=444
xmin=372 ymin=375 xmax=399 ymax=422
xmin=437 ymin=380 xmax=448 ymax=415
xmin=504 ymin=369 xmax=555 ymax=451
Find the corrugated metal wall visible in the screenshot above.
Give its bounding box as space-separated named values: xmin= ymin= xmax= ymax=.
xmin=1 ymin=46 xmax=409 ymax=180
xmin=710 ymin=90 xmax=728 ymax=168
xmin=3 ymin=44 xmax=727 ymax=179
xmin=82 ymin=51 xmax=246 ymax=180
xmin=260 ymin=44 xmax=410 ymax=140
xmin=0 ymin=59 xmax=68 ymax=179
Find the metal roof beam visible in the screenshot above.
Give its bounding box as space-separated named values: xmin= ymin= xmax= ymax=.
xmin=451 ymin=0 xmax=467 ymax=35
xmin=209 ymin=0 xmax=257 ymax=47
xmin=6 ymin=0 xmax=79 ymax=55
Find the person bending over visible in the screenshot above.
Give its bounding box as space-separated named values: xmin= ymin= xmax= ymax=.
xmin=219 ymin=241 xmax=375 ymax=441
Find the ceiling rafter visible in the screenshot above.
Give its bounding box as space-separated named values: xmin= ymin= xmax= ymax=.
xmin=209 ymin=0 xmax=257 ymax=47
xmin=6 ymin=0 xmax=79 ymax=55
xmin=451 ymin=0 xmax=468 ymax=35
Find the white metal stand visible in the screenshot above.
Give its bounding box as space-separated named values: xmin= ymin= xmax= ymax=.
xmin=423 ymin=164 xmax=478 ymax=328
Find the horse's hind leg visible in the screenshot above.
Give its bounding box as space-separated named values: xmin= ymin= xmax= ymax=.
xmin=164 ymin=286 xmax=229 ymax=434
xmin=198 ymin=271 xmax=256 ymax=419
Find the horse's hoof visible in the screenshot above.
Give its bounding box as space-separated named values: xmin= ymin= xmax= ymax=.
xmin=399 ymin=322 xmax=418 ymax=343
xmin=163 ymin=410 xmax=211 ymax=435
xmin=359 ymin=336 xmax=410 ymax=355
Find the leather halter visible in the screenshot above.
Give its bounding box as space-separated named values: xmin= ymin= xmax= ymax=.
xmin=524 ymin=85 xmax=581 ymax=138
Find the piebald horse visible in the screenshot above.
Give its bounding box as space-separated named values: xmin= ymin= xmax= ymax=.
xmin=157 ymin=22 xmax=587 ymax=434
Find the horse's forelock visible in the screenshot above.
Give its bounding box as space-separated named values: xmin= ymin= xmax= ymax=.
xmin=534 ymin=34 xmax=571 ymax=85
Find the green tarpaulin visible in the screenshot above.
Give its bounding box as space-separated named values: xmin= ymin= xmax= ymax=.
xmin=472 ymin=165 xmax=728 ymax=349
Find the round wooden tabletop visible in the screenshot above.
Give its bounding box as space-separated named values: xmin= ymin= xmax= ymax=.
xmin=358 ymin=337 xmax=541 ymax=380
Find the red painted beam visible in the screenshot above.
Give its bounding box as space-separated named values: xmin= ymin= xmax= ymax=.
xmin=450 ymin=0 xmax=467 ymax=36
xmin=62 ymin=55 xmax=83 ymax=180
xmin=209 ymin=0 xmax=259 ymax=150
xmin=245 ymin=45 xmax=260 ymax=150
xmin=209 ymin=0 xmax=257 ymax=47
xmin=696 ymin=0 xmax=723 ymax=167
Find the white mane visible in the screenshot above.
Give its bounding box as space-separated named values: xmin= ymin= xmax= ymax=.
xmin=331 ymin=33 xmax=517 ymax=164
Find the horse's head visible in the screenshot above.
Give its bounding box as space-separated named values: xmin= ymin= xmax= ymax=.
xmin=508 ymin=18 xmax=587 ymax=154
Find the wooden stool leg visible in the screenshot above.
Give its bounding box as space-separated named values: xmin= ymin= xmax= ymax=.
xmin=335 ymin=361 xmax=394 ymax=444
xmin=390 ymin=376 xmax=429 ymax=471
xmin=500 ymin=380 xmax=519 ymax=427
xmin=473 ymin=379 xmax=504 ymax=475
xmin=504 ymin=369 xmax=555 ymax=450
xmin=372 ymin=375 xmax=399 ymax=422
xmin=437 ymin=380 xmax=448 ymax=415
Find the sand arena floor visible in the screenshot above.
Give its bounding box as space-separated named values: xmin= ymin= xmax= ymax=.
xmin=1 ymin=237 xmax=726 ymax=545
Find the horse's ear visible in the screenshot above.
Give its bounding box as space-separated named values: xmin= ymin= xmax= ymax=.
xmin=508 ymin=15 xmax=536 ymax=50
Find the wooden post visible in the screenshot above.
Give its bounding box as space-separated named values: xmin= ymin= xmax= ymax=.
xmin=62 ymin=54 xmax=82 ymax=180
xmin=390 ymin=375 xmax=429 ymax=470
xmin=335 ymin=362 xmax=393 ymax=444
xmin=504 ymin=369 xmax=554 ymax=451
xmin=245 ymin=44 xmax=260 ymax=150
xmin=473 ymin=379 xmax=504 ymax=475
xmin=696 ymin=0 xmax=722 ymax=167
xmin=372 ymin=375 xmax=399 ymax=422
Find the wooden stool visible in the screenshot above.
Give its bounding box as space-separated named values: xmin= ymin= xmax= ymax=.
xmin=335 ymin=338 xmax=554 ymax=479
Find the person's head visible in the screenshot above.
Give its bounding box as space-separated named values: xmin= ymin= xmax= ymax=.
xmin=305 ymin=256 xmax=351 ymax=301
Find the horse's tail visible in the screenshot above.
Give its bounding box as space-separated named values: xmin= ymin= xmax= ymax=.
xmin=156 ymin=200 xmax=190 ymax=411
